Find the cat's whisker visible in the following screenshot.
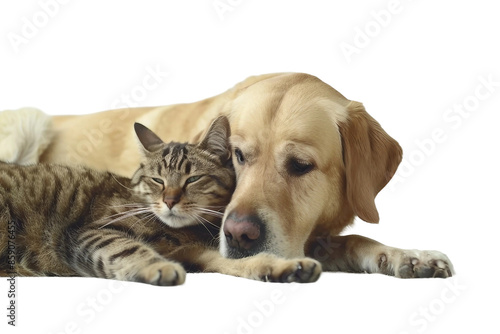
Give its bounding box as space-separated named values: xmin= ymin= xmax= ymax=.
xmin=98 ymin=209 xmax=152 ymax=229
xmin=145 ymin=212 xmax=160 ymax=226
xmin=187 ymin=212 xmax=217 ymax=241
xmin=198 ymin=211 xmax=224 ymax=218
xmin=191 ymin=211 xmax=221 ymax=229
xmin=190 ymin=204 xmax=226 ymax=210
xmin=188 ymin=213 xmax=203 ymax=227
xmin=127 ymin=212 xmax=157 ymax=233
xmin=96 ymin=207 xmax=151 ymax=222
xmin=111 ymin=174 xmax=135 ymax=191
xmin=108 ymin=203 xmax=155 ymax=209
xmin=211 ymin=233 xmax=221 ymax=243
xmin=189 ymin=205 xmax=226 ymax=216
xmin=184 ymin=212 xmax=204 ymax=229
xmin=191 ymin=208 xmax=224 ymax=219
xmin=194 ymin=207 xmax=225 ymax=214
xmin=99 ymin=211 xmax=152 ymax=229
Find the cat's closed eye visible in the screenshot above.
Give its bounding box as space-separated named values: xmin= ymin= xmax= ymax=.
xmin=185 ymin=175 xmax=202 ymax=184
xmin=152 ymin=177 xmax=164 ymax=185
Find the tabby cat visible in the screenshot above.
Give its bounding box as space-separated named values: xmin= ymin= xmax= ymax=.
xmin=0 ymin=116 xmax=235 ymax=285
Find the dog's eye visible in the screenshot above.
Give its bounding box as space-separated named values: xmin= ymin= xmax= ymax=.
xmin=288 ymin=159 xmax=314 ymax=176
xmin=152 ymin=177 xmax=164 ymax=185
xmin=234 ymin=148 xmax=245 ymax=165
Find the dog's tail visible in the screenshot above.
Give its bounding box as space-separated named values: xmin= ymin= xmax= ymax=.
xmin=0 ymin=107 xmax=54 ymax=165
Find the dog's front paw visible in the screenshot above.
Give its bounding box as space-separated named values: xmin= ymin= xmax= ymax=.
xmin=259 ymin=258 xmax=322 ymax=283
xmin=134 ymin=261 xmax=186 ymax=286
xmin=380 ymin=250 xmax=454 ymax=278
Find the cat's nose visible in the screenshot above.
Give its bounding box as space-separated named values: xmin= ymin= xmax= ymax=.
xmin=163 ymin=189 xmax=181 ymax=210
xmin=164 ymin=197 xmax=178 ymax=209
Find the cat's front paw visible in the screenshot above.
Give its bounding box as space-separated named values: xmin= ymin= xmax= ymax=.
xmin=135 ymin=261 xmax=186 ymax=286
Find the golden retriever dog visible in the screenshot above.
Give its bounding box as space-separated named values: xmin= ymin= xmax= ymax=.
xmin=1 ymin=73 xmax=453 ymax=279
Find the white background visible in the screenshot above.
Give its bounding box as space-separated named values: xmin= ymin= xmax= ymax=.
xmin=1 ymin=0 xmax=499 ymax=333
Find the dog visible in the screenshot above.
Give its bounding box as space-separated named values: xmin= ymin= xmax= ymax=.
xmin=1 ymin=73 xmax=454 ymax=278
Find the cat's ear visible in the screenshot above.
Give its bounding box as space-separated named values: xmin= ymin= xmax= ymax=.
xmin=134 ymin=123 xmax=165 ymax=153
xmin=198 ymin=116 xmax=231 ymax=160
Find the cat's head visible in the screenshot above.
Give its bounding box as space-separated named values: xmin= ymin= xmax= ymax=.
xmin=131 ymin=116 xmax=235 ymax=228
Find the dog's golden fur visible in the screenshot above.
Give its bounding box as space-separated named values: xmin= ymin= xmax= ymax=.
xmin=3 ymin=73 xmax=454 ymax=278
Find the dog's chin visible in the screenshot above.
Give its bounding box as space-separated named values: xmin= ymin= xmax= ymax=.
xmin=219 ymin=238 xmax=273 ymax=259
xmin=224 ymin=247 xmax=256 ymax=259
xmin=219 ymin=235 xmax=304 ymax=259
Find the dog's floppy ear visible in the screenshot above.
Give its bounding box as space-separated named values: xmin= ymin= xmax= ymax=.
xmin=338 ymin=102 xmax=402 ymax=224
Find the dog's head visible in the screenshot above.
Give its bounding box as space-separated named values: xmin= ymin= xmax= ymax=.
xmin=219 ymin=73 xmax=402 ymax=259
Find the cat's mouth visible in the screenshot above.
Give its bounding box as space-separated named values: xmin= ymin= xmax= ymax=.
xmin=155 ymin=207 xmax=195 ymax=228
xmin=154 ymin=204 xmax=220 ymax=229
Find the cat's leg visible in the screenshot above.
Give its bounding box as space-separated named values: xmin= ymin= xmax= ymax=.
xmin=306 ymin=234 xmax=454 ymax=278
xmin=68 ymin=228 xmax=186 ymax=286
xmin=0 ymin=108 xmax=53 ymax=165
xmin=170 ymin=246 xmax=322 ymax=283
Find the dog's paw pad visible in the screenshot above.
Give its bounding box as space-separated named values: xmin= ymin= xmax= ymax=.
xmin=263 ymin=258 xmax=322 ymax=283
xmin=395 ymin=250 xmax=454 ymax=279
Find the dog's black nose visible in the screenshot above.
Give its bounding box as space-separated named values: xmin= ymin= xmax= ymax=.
xmin=223 ymin=211 xmax=263 ymax=252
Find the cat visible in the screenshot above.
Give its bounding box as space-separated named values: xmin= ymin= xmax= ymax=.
xmin=0 ymin=116 xmax=322 ymax=285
